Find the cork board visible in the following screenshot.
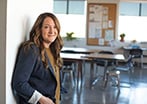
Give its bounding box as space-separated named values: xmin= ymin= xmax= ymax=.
xmin=86 ymin=3 xmax=117 ymax=46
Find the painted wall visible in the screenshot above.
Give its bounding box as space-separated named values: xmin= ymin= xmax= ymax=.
xmin=0 ymin=0 xmax=53 ymax=103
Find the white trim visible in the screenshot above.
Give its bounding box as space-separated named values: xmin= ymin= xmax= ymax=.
xmin=28 ymin=90 xmax=43 ymax=104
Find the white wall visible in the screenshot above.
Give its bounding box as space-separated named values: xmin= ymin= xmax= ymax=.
xmin=5 ymin=0 xmax=53 ymax=103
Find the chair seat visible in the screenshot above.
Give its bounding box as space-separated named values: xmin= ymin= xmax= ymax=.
xmin=115 ymin=66 xmax=130 ymax=71
xmin=129 ymin=48 xmax=144 ymax=68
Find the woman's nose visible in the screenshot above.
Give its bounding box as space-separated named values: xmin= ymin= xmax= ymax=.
xmin=49 ymin=27 xmax=54 ymax=34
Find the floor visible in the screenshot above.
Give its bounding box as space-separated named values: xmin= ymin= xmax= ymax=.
xmin=60 ymin=62 xmax=147 ymax=104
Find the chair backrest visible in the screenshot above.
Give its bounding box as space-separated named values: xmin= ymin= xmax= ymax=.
xmin=95 ymin=51 xmax=114 ymax=66
xmin=99 ymin=51 xmax=113 ymax=54
xmin=129 ymin=48 xmax=143 ymax=58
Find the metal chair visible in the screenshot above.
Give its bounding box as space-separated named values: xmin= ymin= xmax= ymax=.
xmin=129 ymin=48 xmax=143 ymax=68
xmin=95 ymin=51 xmax=115 ymax=71
xmin=61 ymin=60 xmax=76 ymax=88
xmin=92 ymin=51 xmax=117 ymax=88
xmin=113 ymin=55 xmax=134 ymax=87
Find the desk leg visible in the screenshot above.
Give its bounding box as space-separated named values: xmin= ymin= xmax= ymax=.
xmin=141 ymin=55 xmax=144 ymax=68
xmin=103 ymin=61 xmax=108 ymax=88
xmin=90 ymin=61 xmax=109 ymax=89
xmin=90 ymin=62 xmax=94 ymax=88
xmin=77 ymin=61 xmax=83 ymax=89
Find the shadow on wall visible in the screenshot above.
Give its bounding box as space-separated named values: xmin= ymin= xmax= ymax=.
xmin=22 ymin=16 xmax=31 ymax=41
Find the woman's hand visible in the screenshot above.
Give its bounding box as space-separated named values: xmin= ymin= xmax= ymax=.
xmin=39 ymin=96 xmax=55 ymax=104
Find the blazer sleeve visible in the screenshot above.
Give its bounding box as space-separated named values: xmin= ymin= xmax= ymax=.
xmin=12 ymin=45 xmax=39 ymax=101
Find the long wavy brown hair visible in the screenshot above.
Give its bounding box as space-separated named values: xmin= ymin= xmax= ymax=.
xmin=23 ymin=12 xmax=63 ymax=69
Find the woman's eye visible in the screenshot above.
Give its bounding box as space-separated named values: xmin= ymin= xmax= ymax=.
xmin=44 ymin=26 xmax=49 ymax=29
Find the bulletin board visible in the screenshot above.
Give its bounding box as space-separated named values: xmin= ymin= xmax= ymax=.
xmin=86 ymin=3 xmax=117 ymax=46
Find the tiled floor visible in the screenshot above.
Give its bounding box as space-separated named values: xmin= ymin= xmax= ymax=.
xmin=60 ymin=63 xmax=147 ymax=104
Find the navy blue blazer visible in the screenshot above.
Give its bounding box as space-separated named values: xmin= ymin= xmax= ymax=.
xmin=12 ymin=44 xmax=57 ymax=104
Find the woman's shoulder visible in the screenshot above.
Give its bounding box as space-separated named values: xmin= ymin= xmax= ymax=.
xmin=19 ymin=41 xmax=39 ymax=54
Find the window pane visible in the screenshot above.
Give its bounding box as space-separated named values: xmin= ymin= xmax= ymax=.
xmin=53 ymin=1 xmax=67 ymax=14
xmin=118 ymin=16 xmax=147 ymax=41
xmin=69 ymin=1 xmax=85 ymax=14
xmin=119 ymin=2 xmax=147 ymax=42
xmin=142 ymin=3 xmax=147 ymax=16
xmin=56 ymin=14 xmax=86 ymax=38
xmin=119 ymin=2 xmax=139 ymax=16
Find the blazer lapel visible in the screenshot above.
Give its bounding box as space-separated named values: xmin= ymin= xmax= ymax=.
xmin=45 ymin=53 xmax=56 ymax=78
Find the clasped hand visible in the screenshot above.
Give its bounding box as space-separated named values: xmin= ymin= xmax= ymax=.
xmin=39 ymin=96 xmax=55 ymax=104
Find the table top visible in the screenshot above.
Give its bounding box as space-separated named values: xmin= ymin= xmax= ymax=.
xmin=82 ymin=53 xmax=125 ymax=61
xmin=123 ymin=46 xmax=147 ymax=51
xmin=60 ymin=53 xmax=91 ymax=61
xmin=61 ymin=47 xmax=99 ymax=54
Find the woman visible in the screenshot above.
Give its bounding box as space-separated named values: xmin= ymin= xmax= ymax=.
xmin=12 ymin=12 xmax=63 ymax=104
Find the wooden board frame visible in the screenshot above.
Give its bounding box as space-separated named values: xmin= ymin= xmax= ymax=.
xmin=86 ymin=3 xmax=117 ymax=46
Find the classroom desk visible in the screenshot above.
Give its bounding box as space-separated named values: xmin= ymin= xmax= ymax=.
xmin=123 ymin=46 xmax=147 ymax=51
xmin=82 ymin=53 xmax=125 ymax=88
xmin=61 ymin=47 xmax=99 ymax=54
xmin=123 ymin=46 xmax=147 ymax=68
xmin=61 ymin=53 xmax=91 ymax=88
xmin=123 ymin=46 xmax=147 ymax=57
xmin=123 ymin=46 xmax=147 ymax=56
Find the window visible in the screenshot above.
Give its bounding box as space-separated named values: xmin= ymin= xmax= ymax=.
xmin=54 ymin=1 xmax=147 ymax=41
xmin=69 ymin=0 xmax=85 ymax=14
xmin=118 ymin=2 xmax=147 ymax=42
xmin=119 ymin=2 xmax=147 ymax=16
xmin=119 ymin=2 xmax=139 ymax=16
xmin=53 ymin=0 xmax=85 ymax=14
xmin=54 ymin=0 xmax=67 ymax=14
xmin=142 ymin=3 xmax=147 ymax=16
xmin=53 ymin=0 xmax=87 ymax=38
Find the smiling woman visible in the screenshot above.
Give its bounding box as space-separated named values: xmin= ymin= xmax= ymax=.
xmin=12 ymin=12 xmax=64 ymax=104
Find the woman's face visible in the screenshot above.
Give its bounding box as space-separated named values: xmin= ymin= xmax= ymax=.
xmin=41 ymin=17 xmax=58 ymax=47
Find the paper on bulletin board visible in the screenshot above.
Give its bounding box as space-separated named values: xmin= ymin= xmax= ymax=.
xmin=105 ymin=30 xmax=114 ymax=41
xmin=102 ymin=21 xmax=108 ymax=29
xmin=103 ymin=7 xmax=108 ymax=15
xmin=102 ymin=15 xmax=108 ymax=21
xmin=89 ymin=5 xmax=103 ymax=22
xmin=108 ymin=20 xmax=113 ymax=28
xmin=99 ymin=38 xmax=104 ymax=45
xmin=89 ymin=22 xmax=102 ymax=38
xmin=94 ymin=5 xmax=103 ymax=21
xmin=89 ymin=13 xmax=95 ymax=22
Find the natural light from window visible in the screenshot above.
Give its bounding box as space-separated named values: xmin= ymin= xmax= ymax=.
xmin=56 ymin=14 xmax=86 ymax=38
xmin=54 ymin=1 xmax=147 ymax=42
xmin=118 ymin=16 xmax=147 ymax=42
